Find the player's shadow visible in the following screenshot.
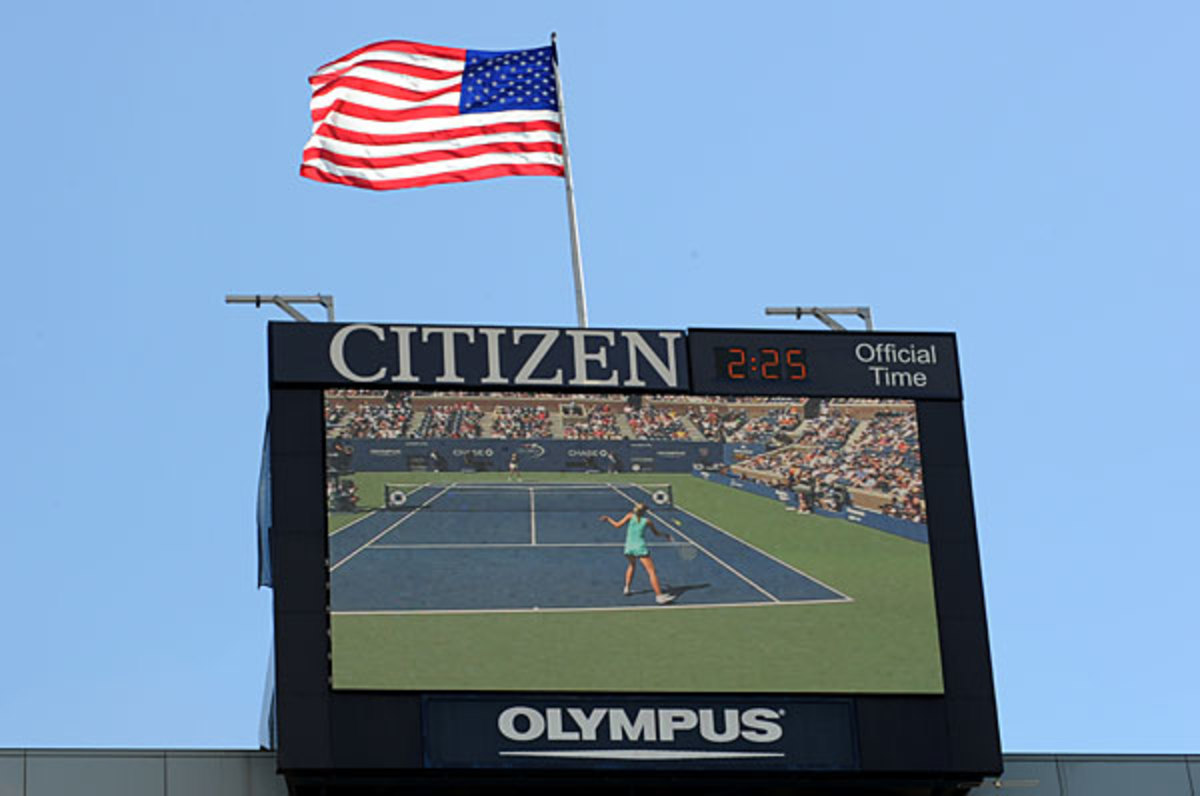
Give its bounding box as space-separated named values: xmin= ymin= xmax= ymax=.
xmin=627 ymin=583 xmax=710 ymax=598
xmin=663 ymin=582 xmax=711 ymax=598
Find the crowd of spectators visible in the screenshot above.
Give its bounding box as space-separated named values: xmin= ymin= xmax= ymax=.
xmin=853 ymin=412 xmax=919 ymax=455
xmin=491 ymin=404 xmax=551 ymax=438
xmin=326 ymin=440 xmax=354 ymax=473
xmin=685 ymin=404 xmax=805 ymax=443
xmin=882 ymin=493 xmax=925 ymax=523
xmin=814 ymin=485 xmax=848 ymax=512
xmin=326 ymin=388 xmax=387 ymax=398
xmin=327 ymin=477 xmax=359 ymax=512
xmin=323 ymin=392 xmax=832 ymax=447
xmin=686 ymin=407 xmax=760 ymax=441
xmin=740 ymin=410 xmax=926 ymax=523
xmin=625 ymin=405 xmax=689 ymax=440
xmin=562 ymin=403 xmax=622 ymax=440
xmin=670 ymin=395 xmax=798 ymax=405
xmin=325 ymin=391 xmax=817 ymax=443
xmin=414 ymin=402 xmax=484 ymax=438
xmin=793 ymin=413 xmax=856 ymax=449
xmin=326 ymin=394 xmax=413 ymax=438
xmin=728 ymin=407 xmax=801 ymax=444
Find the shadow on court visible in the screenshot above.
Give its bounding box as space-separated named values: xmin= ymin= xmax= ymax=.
xmin=663 ymin=582 xmax=711 ymax=598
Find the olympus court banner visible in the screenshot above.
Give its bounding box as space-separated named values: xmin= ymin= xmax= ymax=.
xmin=270 ymin=323 xmax=960 ymax=398
xmin=422 ymin=696 xmax=858 ymax=770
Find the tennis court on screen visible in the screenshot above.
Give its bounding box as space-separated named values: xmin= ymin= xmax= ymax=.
xmin=328 ymin=482 xmax=850 ymax=614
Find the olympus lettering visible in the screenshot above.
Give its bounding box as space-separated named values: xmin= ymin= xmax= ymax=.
xmin=497 ymin=706 xmax=784 ymax=744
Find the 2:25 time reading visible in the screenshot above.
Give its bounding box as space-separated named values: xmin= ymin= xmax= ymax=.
xmin=714 ymin=347 xmax=808 ymax=381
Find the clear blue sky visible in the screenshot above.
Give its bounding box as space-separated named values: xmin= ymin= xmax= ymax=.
xmin=1 ymin=0 xmax=1196 ymax=753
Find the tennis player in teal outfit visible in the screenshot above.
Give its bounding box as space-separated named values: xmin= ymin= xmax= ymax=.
xmin=599 ymin=503 xmax=677 ymax=604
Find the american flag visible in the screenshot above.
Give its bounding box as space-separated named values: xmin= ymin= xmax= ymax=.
xmin=300 ymin=40 xmax=565 ymax=191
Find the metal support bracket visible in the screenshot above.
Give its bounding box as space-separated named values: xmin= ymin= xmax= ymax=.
xmin=764 ymin=306 xmax=873 ymax=331
xmin=225 ymin=294 xmax=336 ymax=322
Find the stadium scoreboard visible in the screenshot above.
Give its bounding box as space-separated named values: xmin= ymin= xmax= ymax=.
xmin=266 ymin=322 xmax=999 ymax=795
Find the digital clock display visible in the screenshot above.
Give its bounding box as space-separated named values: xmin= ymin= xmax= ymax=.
xmin=714 ymin=346 xmax=807 ymax=381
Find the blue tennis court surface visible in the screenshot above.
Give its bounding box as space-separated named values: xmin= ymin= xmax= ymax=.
xmin=329 ymin=483 xmax=850 ymax=613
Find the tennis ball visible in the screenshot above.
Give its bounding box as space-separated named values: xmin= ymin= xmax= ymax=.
xmin=673 ymin=519 xmax=682 ymax=526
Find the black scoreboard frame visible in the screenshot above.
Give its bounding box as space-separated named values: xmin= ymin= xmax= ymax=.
xmin=267 ymin=322 xmax=1000 ymax=795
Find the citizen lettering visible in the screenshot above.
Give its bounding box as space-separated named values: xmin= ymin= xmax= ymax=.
xmin=325 ymin=325 xmax=684 ymax=389
xmin=497 ymin=706 xmax=784 ymax=745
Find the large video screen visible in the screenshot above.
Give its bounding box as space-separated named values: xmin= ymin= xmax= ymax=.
xmin=325 ymin=389 xmax=942 ymax=694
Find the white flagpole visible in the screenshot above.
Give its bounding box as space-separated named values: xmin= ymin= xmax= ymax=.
xmin=551 ymin=32 xmax=589 ymax=328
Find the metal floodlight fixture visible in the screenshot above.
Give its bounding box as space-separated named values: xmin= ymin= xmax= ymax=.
xmin=764 ymin=306 xmax=873 ymax=331
xmin=226 ymin=294 xmax=336 ymax=322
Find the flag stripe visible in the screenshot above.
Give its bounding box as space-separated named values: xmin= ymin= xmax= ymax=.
xmin=311 ymin=102 xmax=461 ymax=126
xmin=310 ymin=118 xmax=562 ymax=147
xmin=311 ymin=83 xmax=462 ymax=112
xmin=310 ymin=60 xmax=461 ymax=88
xmin=313 ymin=109 xmax=560 ymax=137
xmin=311 ymin=66 xmax=461 ymax=97
xmin=303 ymin=149 xmax=563 ymax=181
xmin=314 ymin=40 xmax=465 ymax=76
xmin=308 ymin=129 xmax=562 ymax=159
xmin=304 ymin=140 xmax=562 ymax=171
xmin=301 ymin=162 xmax=562 ymax=191
xmin=302 ymin=40 xmax=564 ymax=191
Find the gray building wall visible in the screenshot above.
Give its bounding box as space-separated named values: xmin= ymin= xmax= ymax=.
xmin=0 ymin=750 xmax=1197 ymax=795
xmin=984 ymin=755 xmax=1200 ymax=795
xmin=0 ymin=750 xmax=286 ymax=796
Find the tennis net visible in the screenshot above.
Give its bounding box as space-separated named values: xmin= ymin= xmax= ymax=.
xmin=380 ymin=483 xmax=673 ymax=513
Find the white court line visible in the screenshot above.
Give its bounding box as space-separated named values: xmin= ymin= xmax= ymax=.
xmin=670 ymin=501 xmax=852 ymax=602
xmin=332 ymin=596 xmax=852 ymax=617
xmin=330 ymin=484 xmax=453 ymax=572
xmin=428 ymin=483 xmax=672 ymax=491
xmin=327 ymin=509 xmax=379 ymax=537
xmin=329 ymin=482 xmax=430 ymax=537
xmin=529 ymin=487 xmax=536 ymax=545
xmin=368 ymin=542 xmax=687 ymax=549
xmin=609 ymin=485 xmax=780 ymax=603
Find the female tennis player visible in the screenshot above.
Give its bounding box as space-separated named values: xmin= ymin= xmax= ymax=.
xmin=599 ymin=503 xmax=677 ymax=604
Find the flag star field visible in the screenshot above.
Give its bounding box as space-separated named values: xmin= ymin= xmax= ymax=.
xmin=461 ymin=47 xmax=558 ymax=114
